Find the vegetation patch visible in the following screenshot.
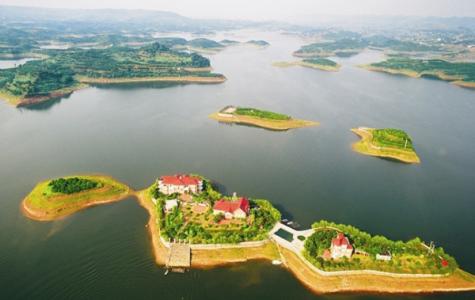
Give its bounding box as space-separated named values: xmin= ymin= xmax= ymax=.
xmin=48 ymin=177 xmax=99 ymax=194
xmin=351 ymin=127 xmax=420 ymax=164
xmin=235 ymin=107 xmax=291 ymax=120
xmin=304 ymin=220 xmax=458 ymax=274
xmin=209 ymin=106 xmax=318 ymax=131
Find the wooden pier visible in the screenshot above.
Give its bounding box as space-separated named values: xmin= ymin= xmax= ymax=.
xmin=166 ymin=243 xmax=191 ymax=272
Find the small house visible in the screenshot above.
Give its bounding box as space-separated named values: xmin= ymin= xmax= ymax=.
xmin=330 ymin=233 xmax=353 ymax=259
xmin=213 ymin=197 xmax=250 ymax=219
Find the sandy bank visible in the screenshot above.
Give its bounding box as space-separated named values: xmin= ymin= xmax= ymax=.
xmin=78 ymin=75 xmax=226 ymax=84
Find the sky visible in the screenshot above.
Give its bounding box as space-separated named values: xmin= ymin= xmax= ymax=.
xmin=1 ymin=0 xmax=475 ymax=21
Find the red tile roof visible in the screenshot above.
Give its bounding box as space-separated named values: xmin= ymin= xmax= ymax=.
xmin=332 ymin=233 xmax=353 ymax=250
xmin=213 ymin=198 xmax=250 ymax=214
xmin=160 ymin=174 xmax=201 ymax=186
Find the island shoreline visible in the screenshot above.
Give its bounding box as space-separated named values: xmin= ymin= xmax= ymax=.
xmin=20 ymin=175 xmax=475 ymax=295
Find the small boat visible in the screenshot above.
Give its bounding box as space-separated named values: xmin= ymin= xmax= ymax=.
xmin=272 ymin=260 xmax=283 ymax=265
xmin=282 ymin=219 xmax=289 ymax=223
xmin=164 ymin=269 xmax=169 ymax=275
xmin=286 ymin=221 xmax=294 ymax=226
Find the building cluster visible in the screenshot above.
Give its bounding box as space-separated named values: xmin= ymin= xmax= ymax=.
xmin=156 ymin=174 xmax=250 ymax=220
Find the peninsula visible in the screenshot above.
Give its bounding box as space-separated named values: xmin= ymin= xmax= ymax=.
xmin=351 ymin=127 xmax=421 ymax=164
xmin=20 ymin=173 xmax=475 ymax=294
xmin=0 ymin=42 xmax=226 ymax=106
xmin=273 ymin=58 xmax=341 ymax=72
xmin=209 ymin=106 xmax=319 ymax=131
xmin=361 ymin=57 xmax=475 ymax=89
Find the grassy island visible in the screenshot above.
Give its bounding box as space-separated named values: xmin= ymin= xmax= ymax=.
xmin=273 ymin=58 xmax=341 ymax=72
xmin=20 ymin=173 xmax=475 ymax=294
xmin=0 ymin=42 xmax=226 ymax=106
xmin=22 ymin=175 xmax=131 ymax=221
xmin=351 ymin=127 xmax=421 ymax=164
xmin=209 ymin=106 xmax=319 ymax=131
xmin=362 ymin=58 xmax=475 ymax=89
xmin=293 ymin=39 xmax=366 ymax=58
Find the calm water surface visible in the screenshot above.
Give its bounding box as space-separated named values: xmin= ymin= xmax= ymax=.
xmin=1 ymin=30 xmax=474 ymax=299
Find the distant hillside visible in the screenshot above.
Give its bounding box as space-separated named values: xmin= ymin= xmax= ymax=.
xmin=0 ymin=5 xmax=258 ymax=33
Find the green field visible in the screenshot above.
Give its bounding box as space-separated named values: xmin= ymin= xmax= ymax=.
xmin=372 ymin=128 xmax=414 ymax=150
xmin=234 ymin=107 xmax=291 ymax=120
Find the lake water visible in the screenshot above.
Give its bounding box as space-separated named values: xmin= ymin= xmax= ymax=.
xmin=1 ymin=30 xmax=475 ymax=299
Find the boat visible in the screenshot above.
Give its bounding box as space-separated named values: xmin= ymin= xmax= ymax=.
xmin=272 ymin=260 xmax=283 ymax=265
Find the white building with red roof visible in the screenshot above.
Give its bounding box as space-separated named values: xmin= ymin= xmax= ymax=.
xmin=213 ymin=197 xmax=250 ymax=219
xmin=157 ymin=174 xmax=203 ymax=195
xmin=330 ymin=233 xmax=353 ymax=259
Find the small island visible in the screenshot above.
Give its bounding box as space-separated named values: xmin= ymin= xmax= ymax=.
xmin=209 ymin=106 xmax=319 ymax=131
xmin=351 ymin=127 xmax=421 ymax=164
xmin=0 ymin=42 xmax=226 ymax=107
xmin=245 ymin=40 xmax=270 ymax=48
xmin=293 ymin=39 xmax=366 ymax=58
xmin=273 ymin=58 xmax=341 ymax=72
xmin=20 ymin=173 xmax=475 ymax=294
xmin=361 ymin=57 xmax=475 ymax=89
xmin=21 ymin=175 xmax=132 ymax=221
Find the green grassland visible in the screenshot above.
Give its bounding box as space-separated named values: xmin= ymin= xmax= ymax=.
xmin=234 ymin=107 xmax=291 ymax=120
xmin=304 ymin=220 xmax=458 ymax=274
xmin=372 ymin=128 xmax=414 ymax=150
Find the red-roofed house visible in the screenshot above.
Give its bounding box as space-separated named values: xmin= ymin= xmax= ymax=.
xmin=330 ymin=233 xmax=353 ymax=259
xmin=213 ymin=197 xmax=250 ymax=219
xmin=157 ymin=174 xmax=203 ymax=195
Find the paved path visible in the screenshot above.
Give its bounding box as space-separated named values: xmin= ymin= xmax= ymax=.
xmin=270 ymin=223 xmax=314 ymax=253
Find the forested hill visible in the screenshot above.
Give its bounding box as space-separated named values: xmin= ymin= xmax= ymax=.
xmin=0 ymin=42 xmax=222 ymax=100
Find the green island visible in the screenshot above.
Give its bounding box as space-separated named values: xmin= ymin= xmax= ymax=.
xmin=351 ymin=127 xmax=421 ymax=164
xmin=209 ymin=106 xmax=319 ymax=131
xmin=293 ymin=38 xmax=367 ymax=58
xmin=22 ymin=175 xmax=132 ymax=221
xmin=0 ymin=42 xmax=226 ymax=106
xmin=361 ymin=57 xmax=475 ymax=89
xmin=184 ymin=38 xmax=225 ymax=53
xmin=245 ymin=40 xmax=270 ymax=47
xmin=273 ymin=58 xmax=341 ymax=72
xmin=21 ymin=173 xmax=475 ymax=294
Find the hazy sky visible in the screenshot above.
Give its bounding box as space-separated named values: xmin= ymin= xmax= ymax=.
xmin=1 ymin=0 xmax=475 ymax=20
